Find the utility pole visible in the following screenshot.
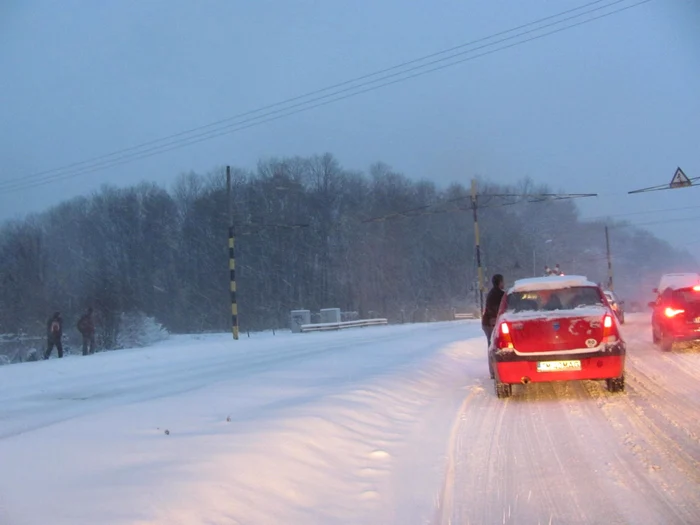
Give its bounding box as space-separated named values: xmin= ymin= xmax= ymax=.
xmin=227 ymin=166 xmax=239 ymax=340
xmin=605 ymin=225 xmax=613 ymax=291
xmin=471 ymin=179 xmax=484 ymax=314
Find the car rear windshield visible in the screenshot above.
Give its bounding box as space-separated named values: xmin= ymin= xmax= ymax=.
xmin=506 ymin=286 xmax=604 ymax=312
xmin=672 ymin=288 xmax=700 ymax=305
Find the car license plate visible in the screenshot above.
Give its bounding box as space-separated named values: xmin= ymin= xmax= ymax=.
xmin=537 ymin=360 xmax=581 ymax=372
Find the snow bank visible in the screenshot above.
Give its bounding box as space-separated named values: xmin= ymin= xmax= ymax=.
xmin=116 ymin=311 xmax=169 ymax=349
xmin=510 ymin=275 xmax=596 ymax=293
xmin=0 ymin=321 xmax=484 ymax=525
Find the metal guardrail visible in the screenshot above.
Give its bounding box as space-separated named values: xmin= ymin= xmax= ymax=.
xmin=0 ymin=335 xmax=44 ymax=343
xmin=300 ymin=318 xmax=388 ymax=333
xmin=453 ymin=313 xmax=478 ymax=320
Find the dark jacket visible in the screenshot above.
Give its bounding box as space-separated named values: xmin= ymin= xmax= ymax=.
xmin=482 ymin=287 xmax=505 ymax=327
xmin=47 ymin=314 xmax=63 ymax=342
xmin=77 ymin=313 xmax=95 ymax=335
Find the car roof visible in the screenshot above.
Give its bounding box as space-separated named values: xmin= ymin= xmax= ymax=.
xmin=658 ymin=273 xmax=700 ymax=292
xmin=509 ymin=275 xmax=597 ymax=293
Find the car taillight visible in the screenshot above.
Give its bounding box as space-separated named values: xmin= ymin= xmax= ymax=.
xmin=602 ymin=314 xmax=617 ymax=343
xmin=498 ymin=322 xmax=514 ymax=349
xmin=694 ymin=285 xmax=700 ymax=292
xmin=665 ymin=307 xmax=685 ymax=318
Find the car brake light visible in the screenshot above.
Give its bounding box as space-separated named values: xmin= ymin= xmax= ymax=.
xmin=694 ymin=285 xmax=700 ymax=292
xmin=665 ymin=307 xmax=685 ymax=318
xmin=601 ymin=314 xmax=617 ymax=344
xmin=498 ymin=322 xmax=514 ymax=349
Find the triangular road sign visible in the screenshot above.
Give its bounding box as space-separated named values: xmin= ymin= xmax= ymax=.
xmin=670 ymin=167 xmax=691 ymax=188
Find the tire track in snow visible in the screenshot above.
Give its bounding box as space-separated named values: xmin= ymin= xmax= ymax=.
xmin=512 ymin=380 xmax=625 ymax=524
xmin=432 ymin=386 xmax=479 ymax=525
xmin=446 ymin=377 xmax=697 ymax=524
xmin=444 ymin=381 xmax=616 ymax=524
xmin=619 ymin=324 xmax=700 ymax=483
xmin=431 ymin=383 xmax=510 ymax=525
xmin=567 ymin=378 xmax=690 ymax=524
xmin=581 ymin=378 xmax=700 ymax=523
xmin=626 ymin=368 xmax=700 ymax=446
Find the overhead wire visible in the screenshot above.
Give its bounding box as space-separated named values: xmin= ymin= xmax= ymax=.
xmin=0 ymin=0 xmax=652 ymax=194
xmin=582 ymin=203 xmax=700 ymax=222
xmin=0 ymin=0 xmax=615 ymax=190
xmin=616 ymin=215 xmax=700 ymax=228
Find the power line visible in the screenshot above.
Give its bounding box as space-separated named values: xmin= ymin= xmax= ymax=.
xmin=582 ymin=203 xmax=700 ymax=222
xmin=362 ymin=192 xmax=597 ymax=223
xmin=619 ymin=215 xmax=700 ymax=228
xmin=0 ymin=0 xmax=614 ymax=190
xmin=628 ymin=177 xmax=699 ymax=194
xmin=0 ymin=0 xmax=652 ymax=194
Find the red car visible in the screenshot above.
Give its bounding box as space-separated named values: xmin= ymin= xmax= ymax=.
xmin=488 ymin=275 xmax=626 ymax=398
xmin=650 ymin=280 xmax=700 ymax=351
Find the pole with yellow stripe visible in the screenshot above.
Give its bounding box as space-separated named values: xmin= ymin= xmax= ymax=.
xmin=227 ymin=166 xmax=239 ymax=340
xmin=471 ymin=179 xmax=484 ymax=314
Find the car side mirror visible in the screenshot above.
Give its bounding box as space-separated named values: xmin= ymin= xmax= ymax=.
xmin=647 ymin=301 xmax=656 ymax=308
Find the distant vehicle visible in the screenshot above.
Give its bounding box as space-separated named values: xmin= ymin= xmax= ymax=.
xmin=649 ymin=275 xmax=700 ymax=352
xmin=603 ymin=290 xmax=625 ymax=324
xmin=488 ymin=275 xmax=626 ymax=398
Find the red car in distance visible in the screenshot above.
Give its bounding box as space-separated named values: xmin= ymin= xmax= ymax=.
xmin=650 ymin=276 xmax=700 ymax=352
xmin=488 ymin=275 xmax=626 ymax=398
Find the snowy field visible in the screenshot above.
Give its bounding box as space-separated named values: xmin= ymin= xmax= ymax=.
xmin=1 ymin=315 xmax=699 ymax=524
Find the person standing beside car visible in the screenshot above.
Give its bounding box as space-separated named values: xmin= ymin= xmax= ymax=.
xmin=77 ymin=307 xmax=96 ymax=355
xmin=482 ymin=274 xmax=505 ymax=345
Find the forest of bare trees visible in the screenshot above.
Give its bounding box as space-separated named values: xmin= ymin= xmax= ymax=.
xmin=0 ymin=153 xmax=695 ymax=353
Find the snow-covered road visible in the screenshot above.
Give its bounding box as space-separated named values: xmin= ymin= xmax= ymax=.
xmin=441 ymin=314 xmax=700 ymax=525
xmin=0 ymin=315 xmax=699 ymax=524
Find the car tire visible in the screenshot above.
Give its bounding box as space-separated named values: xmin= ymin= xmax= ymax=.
xmin=660 ymin=335 xmax=674 ymax=352
xmin=652 ymin=329 xmax=659 ymax=344
xmin=495 ymin=381 xmax=512 ymax=399
xmin=606 ymin=375 xmax=625 ymax=393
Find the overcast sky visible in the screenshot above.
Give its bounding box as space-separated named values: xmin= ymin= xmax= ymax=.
xmin=1 ymin=0 xmax=699 ymax=257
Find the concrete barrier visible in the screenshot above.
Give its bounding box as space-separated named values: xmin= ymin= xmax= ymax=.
xmin=300 ymin=318 xmax=388 ymax=333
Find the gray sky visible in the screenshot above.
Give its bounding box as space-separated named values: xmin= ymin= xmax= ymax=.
xmin=1 ymin=0 xmax=699 ymax=256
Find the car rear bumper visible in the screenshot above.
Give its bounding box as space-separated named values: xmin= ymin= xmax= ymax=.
xmin=669 ymin=329 xmax=700 ymax=343
xmin=492 ymin=343 xmax=626 ymax=384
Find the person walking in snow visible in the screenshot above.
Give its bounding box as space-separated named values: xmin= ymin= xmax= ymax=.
xmin=44 ymin=311 xmax=64 ymax=359
xmin=77 ymin=307 xmax=96 ymax=355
